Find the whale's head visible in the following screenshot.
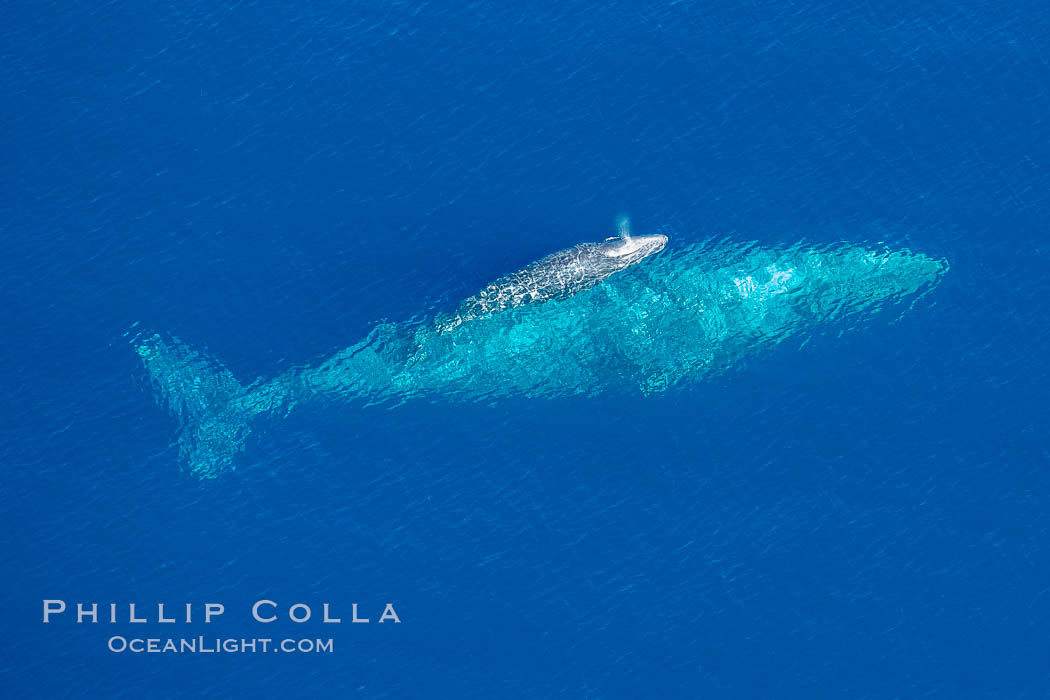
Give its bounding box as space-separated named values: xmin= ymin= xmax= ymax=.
xmin=601 ymin=232 xmax=667 ymax=259
xmin=599 ymin=230 xmax=668 ymax=267
xmin=597 ymin=217 xmax=667 ymax=266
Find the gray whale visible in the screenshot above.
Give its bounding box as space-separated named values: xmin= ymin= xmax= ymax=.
xmin=133 ymin=230 xmax=947 ymax=479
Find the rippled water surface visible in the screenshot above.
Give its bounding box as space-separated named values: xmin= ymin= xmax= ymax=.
xmin=4 ymin=1 xmax=1049 ymax=697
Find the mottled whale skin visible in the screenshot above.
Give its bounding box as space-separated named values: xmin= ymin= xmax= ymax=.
xmin=133 ymin=231 xmax=947 ymax=479
xmin=442 ymin=223 xmax=667 ymax=330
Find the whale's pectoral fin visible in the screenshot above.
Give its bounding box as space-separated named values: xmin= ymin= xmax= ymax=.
xmin=134 ymin=333 xmax=254 ymax=479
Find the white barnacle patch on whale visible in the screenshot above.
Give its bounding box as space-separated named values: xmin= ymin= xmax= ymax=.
xmin=437 ymin=218 xmax=668 ymax=331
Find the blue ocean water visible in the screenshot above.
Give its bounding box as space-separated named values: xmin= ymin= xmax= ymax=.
xmin=3 ymin=0 xmax=1049 ymax=697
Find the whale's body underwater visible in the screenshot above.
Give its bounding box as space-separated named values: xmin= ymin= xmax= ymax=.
xmin=135 ymin=236 xmax=947 ymax=478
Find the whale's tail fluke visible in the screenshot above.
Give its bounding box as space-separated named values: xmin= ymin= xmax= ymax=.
xmin=134 ymin=333 xmax=254 ymax=479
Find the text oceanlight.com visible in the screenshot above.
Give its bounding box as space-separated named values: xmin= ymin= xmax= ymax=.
xmin=108 ymin=636 xmax=334 ymax=654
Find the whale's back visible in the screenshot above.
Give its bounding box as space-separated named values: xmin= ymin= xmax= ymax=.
xmin=452 ymin=244 xmax=605 ymax=320
xmin=444 ymin=235 xmax=665 ymax=330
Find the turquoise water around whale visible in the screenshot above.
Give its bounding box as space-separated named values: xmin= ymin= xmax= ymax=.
xmin=4 ymin=1 xmax=1050 ymax=698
